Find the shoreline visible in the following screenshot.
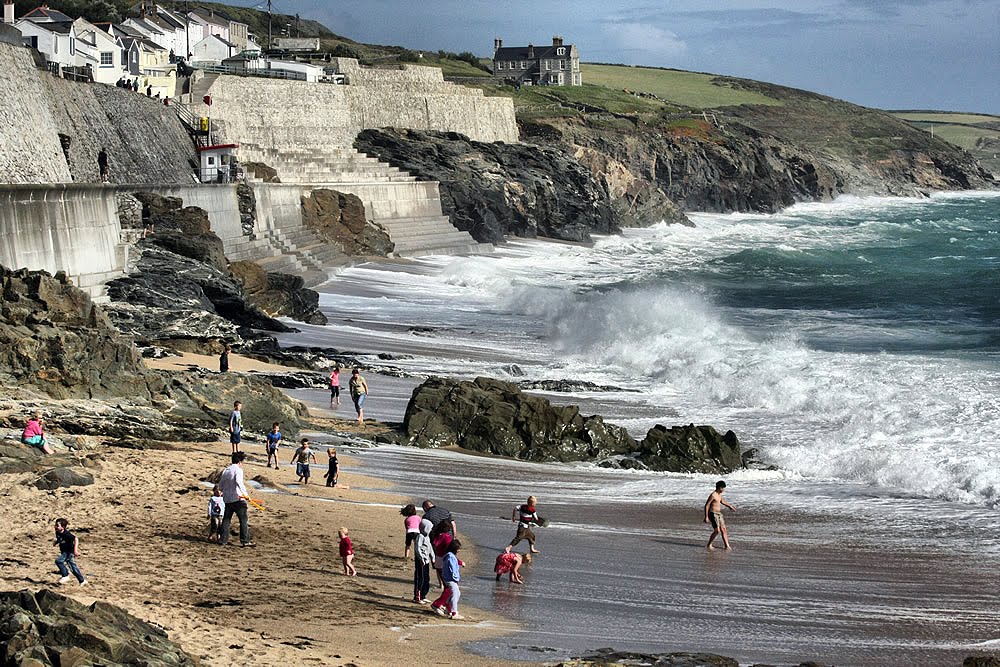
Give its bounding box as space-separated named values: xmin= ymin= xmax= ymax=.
xmin=0 ymin=362 xmax=527 ymax=667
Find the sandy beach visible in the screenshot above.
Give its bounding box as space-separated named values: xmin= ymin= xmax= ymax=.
xmin=0 ymin=353 xmax=522 ymax=666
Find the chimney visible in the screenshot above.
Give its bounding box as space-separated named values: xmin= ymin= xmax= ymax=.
xmin=553 ymin=36 xmax=563 ymax=47
xmin=3 ymin=0 xmax=14 ymax=25
xmin=494 ymin=37 xmax=502 ymax=52
xmin=527 ymin=43 xmax=534 ymax=59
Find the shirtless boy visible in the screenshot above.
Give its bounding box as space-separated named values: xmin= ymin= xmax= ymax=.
xmin=704 ymin=480 xmax=737 ymax=550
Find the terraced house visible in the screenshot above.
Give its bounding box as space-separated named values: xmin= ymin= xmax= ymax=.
xmin=492 ymin=36 xmax=581 ymax=86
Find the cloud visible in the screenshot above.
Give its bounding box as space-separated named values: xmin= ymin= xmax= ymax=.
xmin=603 ymin=22 xmax=687 ymax=60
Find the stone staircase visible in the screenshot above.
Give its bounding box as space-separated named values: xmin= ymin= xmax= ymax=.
xmin=242 ymin=143 xmax=492 ymax=258
xmin=225 ymin=222 xmax=345 ymax=288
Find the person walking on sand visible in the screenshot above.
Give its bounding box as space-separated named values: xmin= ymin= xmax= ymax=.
xmin=431 ymin=539 xmax=464 ymax=619
xmin=349 ymin=368 xmax=368 ymax=424
xmin=412 ymin=517 xmax=433 ymax=603
xmin=324 ymin=447 xmax=339 ymax=487
xmin=207 ymin=484 xmax=224 ymax=542
xmin=291 ymin=438 xmax=318 ymax=484
xmin=228 ymin=401 xmax=242 ymax=454
xmin=329 ymin=366 xmax=341 ymax=408
xmin=704 ymin=480 xmax=737 ymax=550
xmin=219 ymin=452 xmax=254 ymax=547
xmin=53 ymin=518 xmax=88 ymax=586
xmin=506 ymin=495 xmax=542 ymax=554
xmin=401 ymin=503 xmax=420 ymax=558
xmin=265 ymin=422 xmax=282 ymax=469
xmin=21 ymin=411 xmax=53 ymax=455
xmin=339 ymin=527 xmax=357 ymax=576
xmin=219 ymin=344 xmax=231 ymax=373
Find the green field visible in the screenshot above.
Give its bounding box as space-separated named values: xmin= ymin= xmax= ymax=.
xmin=581 ymin=64 xmax=783 ymax=109
xmin=469 ymin=81 xmax=670 ymax=118
xmin=925 ymin=125 xmax=1000 ymax=150
xmin=892 ymin=112 xmax=999 ymax=125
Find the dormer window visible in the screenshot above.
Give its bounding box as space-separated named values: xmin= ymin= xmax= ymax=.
xmin=556 ymin=47 xmax=565 ymax=55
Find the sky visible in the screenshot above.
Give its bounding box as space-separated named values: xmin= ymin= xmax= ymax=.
xmin=266 ymin=0 xmax=999 ymax=114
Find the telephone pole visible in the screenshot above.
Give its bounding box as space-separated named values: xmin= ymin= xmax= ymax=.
xmin=266 ymin=0 xmax=272 ymax=49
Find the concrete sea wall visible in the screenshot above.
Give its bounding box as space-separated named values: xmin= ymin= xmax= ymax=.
xmin=0 ymin=185 xmax=125 ymax=298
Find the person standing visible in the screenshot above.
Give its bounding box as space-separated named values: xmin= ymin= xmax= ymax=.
xmin=97 ymin=148 xmax=109 ymax=183
xmin=219 ymin=344 xmax=231 ymax=372
xmin=506 ymin=495 xmax=542 ymax=554
xmin=412 ymin=518 xmax=433 ymax=603
xmin=704 ymin=480 xmax=737 ymax=550
xmin=21 ymin=411 xmax=53 ymax=455
xmin=421 ymin=500 xmax=456 ymax=535
xmin=53 ymin=518 xmax=88 ymax=586
xmin=349 ymin=368 xmax=368 ymax=424
xmin=219 ymin=452 xmax=253 ymax=547
xmin=207 ymin=484 xmax=225 ymax=542
xmin=338 ymin=527 xmax=357 ymax=576
xmin=228 ymin=401 xmax=242 ymax=454
xmin=290 ymin=438 xmax=318 ymax=484
xmin=324 ymin=447 xmax=339 ymax=487
xmin=328 ymin=366 xmax=341 ymax=408
xmin=265 ymin=422 xmax=282 ymax=469
xmin=431 ymin=540 xmax=463 ymax=619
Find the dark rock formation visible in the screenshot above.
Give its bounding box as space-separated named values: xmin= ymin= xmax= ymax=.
xmin=635 ymin=424 xmax=744 ymax=474
xmin=355 ymin=128 xmax=626 ymax=244
xmin=401 ymin=376 xmax=744 ymax=472
xmin=554 ymin=649 xmax=738 ymax=667
xmin=105 ymin=243 xmax=290 ymax=345
xmin=301 ymin=189 xmax=394 ymax=255
xmin=964 ymin=656 xmax=1000 ymax=667
xmin=229 ymin=261 xmax=327 ymax=325
xmin=0 ymin=267 xmax=151 ymax=400
xmin=34 ymin=466 xmax=94 ymax=490
xmin=0 ymin=266 xmax=308 ymax=435
xmin=402 ymin=376 xmax=635 ymax=461
xmin=0 ymin=588 xmax=197 ymax=666
xmin=517 ymin=379 xmax=637 ymax=393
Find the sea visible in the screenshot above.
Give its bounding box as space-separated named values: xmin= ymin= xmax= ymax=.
xmin=280 ymin=191 xmax=1000 ymax=666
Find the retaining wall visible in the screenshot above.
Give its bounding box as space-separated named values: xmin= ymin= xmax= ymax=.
xmin=0 ymin=185 xmax=125 ymax=296
xmin=197 ymin=59 xmax=518 ymax=151
xmin=0 ymin=42 xmax=196 ymax=186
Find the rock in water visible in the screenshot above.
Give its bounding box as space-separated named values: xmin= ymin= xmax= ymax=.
xmin=636 ymin=424 xmax=743 ymax=474
xmin=403 ymin=376 xmax=635 ymax=461
xmin=0 ymin=588 xmax=197 ymax=666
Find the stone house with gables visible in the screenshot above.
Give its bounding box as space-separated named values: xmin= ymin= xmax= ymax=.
xmin=492 ymin=36 xmax=581 ymax=86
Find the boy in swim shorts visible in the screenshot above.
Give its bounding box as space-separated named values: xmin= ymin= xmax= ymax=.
xmin=704 ymin=480 xmax=737 ymax=550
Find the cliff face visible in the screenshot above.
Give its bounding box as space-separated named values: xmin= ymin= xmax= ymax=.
xmin=355 ymin=128 xmax=687 ymax=244
xmin=523 ymin=80 xmax=996 ymax=216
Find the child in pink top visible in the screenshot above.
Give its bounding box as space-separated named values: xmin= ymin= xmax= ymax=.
xmin=401 ymin=503 xmax=421 ymax=557
xmin=22 ymin=412 xmax=53 ymax=454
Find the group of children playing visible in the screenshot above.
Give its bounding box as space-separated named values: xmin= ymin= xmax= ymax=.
xmin=262 ymin=423 xmax=340 ymax=487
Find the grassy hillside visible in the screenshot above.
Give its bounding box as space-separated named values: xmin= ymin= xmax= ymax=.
xmin=890 ymin=111 xmax=1000 ymax=173
xmin=582 ymin=64 xmax=784 ymax=108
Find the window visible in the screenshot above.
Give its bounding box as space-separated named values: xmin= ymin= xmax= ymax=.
xmin=556 ymin=47 xmax=565 ymax=56
xmin=497 ymin=62 xmax=503 ymax=70
xmin=520 ymin=61 xmax=526 ymax=69
xmin=121 ymin=49 xmax=127 ymax=65
xmin=558 ymin=73 xmax=564 ymax=85
xmin=559 ymin=59 xmax=565 ymax=70
xmin=544 ymin=60 xmax=550 ymax=70
xmin=100 ymin=51 xmax=113 ymax=66
xmin=28 ymin=36 xmax=38 ymax=49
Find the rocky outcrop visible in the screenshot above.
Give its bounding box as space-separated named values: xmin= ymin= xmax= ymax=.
xmin=301 ymin=189 xmax=394 ymax=256
xmin=0 ymin=266 xmax=308 ymax=435
xmin=632 ymin=424 xmax=743 ymax=474
xmin=355 ymin=128 xmax=630 ymax=244
xmin=229 ymin=261 xmax=327 ymax=325
xmin=402 ymin=376 xmax=635 ymax=461
xmin=401 ymin=376 xmax=745 ymax=472
xmin=555 ymin=649 xmax=738 ymax=667
xmin=0 ymin=588 xmax=197 ymax=666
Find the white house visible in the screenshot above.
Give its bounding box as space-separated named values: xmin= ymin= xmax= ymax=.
xmin=188 ymin=9 xmax=228 ymax=43
xmin=190 ymin=33 xmax=235 ymax=65
xmin=16 ymin=5 xmax=75 ymax=67
xmin=73 ymin=18 xmax=125 ymax=85
xmin=265 ymin=59 xmax=324 ymax=82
